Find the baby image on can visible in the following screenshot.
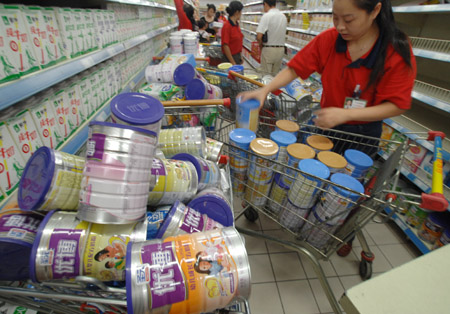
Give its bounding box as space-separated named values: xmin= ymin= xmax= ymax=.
xmin=126 ymin=227 xmax=251 ymax=314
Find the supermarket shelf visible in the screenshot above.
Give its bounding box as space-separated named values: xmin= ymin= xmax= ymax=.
xmin=0 ymin=23 xmax=177 ymax=112
xmin=242 ymin=11 xmax=263 ymax=15
xmin=281 ymin=8 xmax=332 ymax=13
xmin=412 ymin=90 xmax=450 ymax=114
xmin=243 ymin=43 xmax=252 ymax=51
xmin=384 ymin=206 xmax=432 ymax=254
xmin=413 ymin=48 xmax=450 ymax=63
xmin=244 ymin=1 xmax=262 ymax=7
xmin=242 ymin=20 xmax=259 ymax=26
xmin=287 ymin=27 xmax=320 ymax=36
xmin=392 ymin=4 xmax=450 ymax=13
xmin=107 ymin=0 xmax=176 ymax=10
xmin=285 ymin=43 xmax=301 ymax=51
xmin=243 ymin=54 xmax=260 ymax=69
xmin=242 ymin=28 xmax=257 ymax=36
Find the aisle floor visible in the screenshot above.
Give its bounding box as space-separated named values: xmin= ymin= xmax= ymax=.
xmin=233 ymin=200 xmax=421 ymax=314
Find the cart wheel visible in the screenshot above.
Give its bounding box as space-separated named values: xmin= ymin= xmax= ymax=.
xmin=359 ymin=259 xmax=372 ymax=280
xmin=244 ymin=207 xmax=259 ymax=222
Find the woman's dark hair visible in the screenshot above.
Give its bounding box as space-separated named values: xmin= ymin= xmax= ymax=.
xmin=94 ymin=249 xmax=109 ymax=261
xmin=215 ymin=11 xmax=220 ymax=19
xmin=354 ymin=0 xmax=412 ymax=89
xmin=207 ymin=4 xmax=216 ymax=12
xmin=197 ymin=19 xmax=206 ymax=29
xmin=183 ymin=4 xmax=196 ymax=30
xmin=226 ymin=1 xmax=244 ymax=17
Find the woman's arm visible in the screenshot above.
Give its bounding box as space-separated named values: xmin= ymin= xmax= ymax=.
xmin=314 ymin=102 xmax=407 ymax=129
xmin=223 ymin=44 xmax=235 ymax=65
xmin=238 ymin=67 xmax=298 ymax=107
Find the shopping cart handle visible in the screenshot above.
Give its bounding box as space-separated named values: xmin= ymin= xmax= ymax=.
xmin=420 ymin=193 xmax=448 ymax=212
xmin=427 ymin=131 xmax=446 ymax=141
xmin=223 ymin=98 xmax=231 ymax=108
xmin=161 ymin=98 xmax=231 ymax=107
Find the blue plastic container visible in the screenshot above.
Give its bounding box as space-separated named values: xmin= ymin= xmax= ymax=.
xmin=270 ymin=130 xmax=297 ymax=170
xmin=229 ymin=128 xmax=256 ymax=171
xmin=344 ymin=149 xmax=374 ymax=179
xmin=229 ymin=64 xmax=244 ymax=74
xmin=173 ymin=62 xmax=197 ymax=86
xmin=236 ymin=98 xmax=260 ymax=132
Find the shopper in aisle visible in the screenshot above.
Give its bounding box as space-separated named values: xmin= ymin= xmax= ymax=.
xmin=198 ymin=20 xmax=211 ymax=43
xmin=174 ymin=0 xmax=197 ymax=31
xmin=201 ymin=4 xmax=218 ymax=35
xmin=239 ymin=0 xmax=416 ymax=255
xmin=256 ymin=0 xmax=287 ymax=75
xmin=221 ymin=1 xmax=244 ymax=65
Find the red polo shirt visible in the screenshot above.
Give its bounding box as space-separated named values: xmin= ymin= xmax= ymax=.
xmin=174 ymin=0 xmax=193 ymax=30
xmin=287 ymin=28 xmax=416 ymax=124
xmin=221 ymin=19 xmax=243 ymax=55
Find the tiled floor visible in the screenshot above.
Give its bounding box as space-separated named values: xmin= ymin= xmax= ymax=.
xmin=233 ymin=199 xmax=421 ymax=314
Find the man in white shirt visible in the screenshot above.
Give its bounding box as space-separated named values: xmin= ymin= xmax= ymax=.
xmin=256 ymin=0 xmax=287 ymax=75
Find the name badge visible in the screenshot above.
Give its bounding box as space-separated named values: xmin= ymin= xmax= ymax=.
xmin=344 ymin=97 xmax=367 ymax=109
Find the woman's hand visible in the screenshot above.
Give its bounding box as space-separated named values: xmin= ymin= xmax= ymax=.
xmin=237 ymin=87 xmax=269 ymax=109
xmin=313 ymin=107 xmax=349 ymax=129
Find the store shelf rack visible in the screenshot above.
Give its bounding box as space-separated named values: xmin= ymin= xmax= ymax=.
xmin=0 ymin=24 xmax=177 ymax=112
xmin=392 ymin=4 xmax=450 ymax=13
xmin=107 ymin=0 xmax=176 ymax=10
xmin=242 ymin=28 xmax=257 ymax=36
xmin=242 ymin=20 xmax=259 ymax=26
xmin=285 ymin=43 xmax=301 ymax=51
xmin=286 ymin=26 xmax=320 ymax=36
xmin=243 ymin=1 xmax=262 ymax=7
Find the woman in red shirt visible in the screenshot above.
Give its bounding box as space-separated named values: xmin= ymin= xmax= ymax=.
xmin=175 ymin=0 xmax=196 ymax=31
xmin=221 ymin=1 xmax=244 ymax=65
xmin=240 ymin=0 xmax=416 ymax=255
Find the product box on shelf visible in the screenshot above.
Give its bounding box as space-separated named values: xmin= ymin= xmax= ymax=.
xmin=29 ymin=97 xmax=64 ymax=149
xmin=0 ymin=5 xmax=40 ymax=78
xmin=21 ymin=6 xmax=55 ymax=69
xmin=107 ymin=10 xmax=117 ymax=44
xmin=88 ymin=69 xmax=102 ymax=110
xmin=416 ymin=151 xmax=450 ymax=187
xmin=92 ymin=10 xmax=105 ymax=48
xmin=77 ymin=75 xmax=95 ymax=118
xmin=49 ymin=86 xmax=71 ymax=139
xmin=6 ymin=109 xmax=43 ymax=160
xmin=54 ymin=7 xmax=79 ymax=58
xmin=83 ymin=10 xmax=98 ymax=52
xmin=0 ymin=122 xmax=26 ymax=195
xmin=72 ymin=9 xmax=86 ymax=55
xmin=66 ymin=80 xmax=84 ymax=127
xmin=95 ymin=67 xmax=108 ymax=106
xmin=380 ymin=123 xmax=394 ymax=150
xmin=41 ymin=7 xmax=66 ymax=64
xmin=403 ymin=139 xmax=428 ymax=174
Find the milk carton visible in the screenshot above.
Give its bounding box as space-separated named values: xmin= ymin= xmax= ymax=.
xmin=102 ymin=11 xmax=111 ymax=46
xmin=49 ymin=87 xmax=71 ymax=139
xmin=0 ymin=122 xmax=26 ymax=195
xmin=88 ymin=69 xmax=101 ymax=111
xmin=54 ymin=7 xmax=78 ymax=58
xmin=0 ymin=24 xmax=21 ymax=84
xmin=41 ymin=7 xmax=66 ymax=64
xmin=77 ymin=75 xmax=94 ymax=118
xmin=0 ymin=5 xmax=40 ymax=76
xmin=107 ymin=10 xmax=117 ymax=44
xmin=29 ymin=97 xmax=64 ymax=149
xmin=95 ymin=67 xmax=107 ymax=106
xmin=104 ymin=62 xmax=116 ymax=100
xmin=92 ymin=10 xmax=105 ymax=48
xmin=83 ymin=9 xmax=97 ymax=52
xmin=7 ymin=109 xmax=43 ymax=161
xmin=71 ymin=9 xmax=86 ymax=55
xmin=112 ymin=60 xmax=122 ymax=93
xmin=21 ymin=6 xmax=54 ymax=68
xmin=66 ymin=80 xmax=84 ymax=127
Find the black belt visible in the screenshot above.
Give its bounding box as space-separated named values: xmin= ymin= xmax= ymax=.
xmin=264 ymin=45 xmax=284 ymax=47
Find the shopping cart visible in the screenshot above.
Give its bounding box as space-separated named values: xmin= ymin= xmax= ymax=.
xmin=200 ymin=43 xmax=223 ymax=66
xmin=211 ymin=117 xmax=447 ymax=313
xmin=0 ymin=100 xmax=251 ymax=314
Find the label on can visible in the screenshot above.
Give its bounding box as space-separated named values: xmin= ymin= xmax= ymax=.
xmin=314 ymin=187 xmax=351 ymax=225
xmin=180 ymin=205 xmax=223 ymax=234
xmin=288 ymin=174 xmax=321 ymax=209
xmin=0 ymin=212 xmax=41 ymax=244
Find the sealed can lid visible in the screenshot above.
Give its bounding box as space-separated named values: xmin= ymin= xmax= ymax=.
xmin=306 ymin=135 xmax=334 ymax=151
xmin=172 ymin=153 xmax=202 ymax=181
xmin=344 ymin=149 xmax=374 ymax=169
xmin=270 ymin=130 xmax=297 ymax=147
xmin=317 ymin=151 xmax=347 ymax=169
xmin=155 ymin=201 xmax=181 ymax=239
xmin=237 ymin=98 xmax=260 ymax=110
xmin=89 ymin=121 xmax=157 ymax=137
xmin=276 ymin=120 xmax=299 ymax=133
xmin=298 ymin=159 xmax=330 ymax=180
xmin=173 ymin=62 xmax=196 ymax=86
xmin=250 ymin=138 xmax=279 ymax=156
xmin=185 ymin=78 xmax=206 ymax=100
xmin=244 ymin=74 xmax=259 ymax=80
xmin=188 ymin=194 xmax=234 ymax=226
xmin=110 ymin=92 xmax=164 ymax=126
xmin=18 ymin=147 xmax=56 ymax=211
xmin=218 ymin=62 xmax=232 ymax=70
xmin=229 ymin=128 xmax=256 ymax=147
xmin=330 ymin=173 xmax=364 ymax=201
xmin=229 ymin=65 xmax=244 ymax=73
xmin=287 ymin=143 xmax=315 ymax=160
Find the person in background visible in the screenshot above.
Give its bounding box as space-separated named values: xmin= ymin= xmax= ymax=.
xmin=239 ymin=0 xmax=416 ymax=256
xmin=221 ymin=1 xmax=244 ymax=65
xmin=198 ymin=20 xmax=211 ymax=43
xmin=174 ymin=0 xmax=196 ymax=31
xmin=201 ymin=4 xmax=218 ymax=35
xmin=256 ymin=0 xmax=287 ymax=75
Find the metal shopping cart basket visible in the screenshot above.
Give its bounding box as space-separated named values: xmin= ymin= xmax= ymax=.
xmin=0 ymin=100 xmax=251 ymax=314
xmin=211 ymin=114 xmax=448 ymax=313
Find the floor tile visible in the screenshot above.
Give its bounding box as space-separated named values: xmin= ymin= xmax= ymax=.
xmin=235 ymin=214 xmax=262 ymax=231
xmin=299 ymin=255 xmax=337 ymax=279
xmin=243 ymin=234 xmax=268 ymax=255
xmin=270 ymin=252 xmax=306 ymax=281
xmin=329 ymin=251 xmax=360 ymax=276
xmin=248 ymin=254 xmax=275 ymax=283
xmin=249 ymin=282 xmax=284 ymax=314
xmin=263 ymin=229 xmax=295 ymax=253
xmin=353 ymin=228 xmax=375 ymax=248
xmin=364 ymin=222 xmax=406 ymax=245
xmin=378 ymin=243 xmax=418 ymax=268
xmin=339 ymin=275 xmax=364 ymax=291
xmin=309 ymin=277 xmax=345 ymax=313
xmin=259 ymin=213 xmax=282 ymax=231
xmin=364 ymin=245 xmax=393 ymax=274
xmin=278 ymin=280 xmax=320 ymax=314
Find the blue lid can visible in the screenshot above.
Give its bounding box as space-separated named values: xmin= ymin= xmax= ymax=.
xmin=236 ymin=98 xmax=260 ymax=132
xmin=270 ymin=130 xmax=297 ymax=170
xmin=344 ymin=149 xmax=374 ymax=178
xmin=229 ymin=65 xmax=244 ymax=74
xmin=229 ymin=128 xmax=256 ymax=171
